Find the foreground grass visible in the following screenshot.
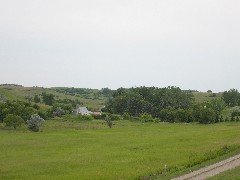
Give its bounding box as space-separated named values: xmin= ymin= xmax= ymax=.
xmin=207 ymin=166 xmax=240 ymax=180
xmin=0 ymin=120 xmax=240 ymax=179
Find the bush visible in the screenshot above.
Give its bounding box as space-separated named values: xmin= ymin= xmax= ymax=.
xmin=198 ymin=108 xmax=216 ymax=124
xmin=37 ymin=109 xmax=52 ymax=120
xmin=91 ymin=114 xmax=102 ymax=120
xmin=219 ymin=115 xmax=224 ymax=122
xmin=175 ymin=109 xmax=194 ymax=123
xmin=140 ymin=113 xmax=153 ymax=122
xmin=32 ymin=104 xmax=40 ymax=110
xmin=53 ymin=107 xmax=65 ymax=117
xmin=236 ymin=116 xmax=240 ymax=122
xmin=122 ymin=113 xmax=131 ymax=120
xmin=105 ymin=115 xmax=112 ymax=128
xmin=225 ymin=117 xmax=229 ymax=122
xmin=77 ymin=114 xmax=94 ymax=120
xmin=159 ymin=108 xmax=176 ymax=123
xmin=3 ymin=114 xmax=24 ymax=129
xmin=109 ymin=114 xmax=122 ymax=121
xmin=92 ymin=113 xmax=109 ymax=120
xmin=27 ymin=114 xmax=45 ymax=132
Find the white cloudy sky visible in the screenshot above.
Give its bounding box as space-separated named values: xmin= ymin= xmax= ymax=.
xmin=0 ymin=0 xmax=239 ymax=92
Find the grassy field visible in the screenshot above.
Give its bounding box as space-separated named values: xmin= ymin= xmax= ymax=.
xmin=1 ymin=120 xmax=240 ymax=179
xmin=207 ymin=166 xmax=240 ymax=180
xmin=0 ymin=86 xmax=105 ymax=110
xmin=192 ymin=92 xmax=222 ymax=102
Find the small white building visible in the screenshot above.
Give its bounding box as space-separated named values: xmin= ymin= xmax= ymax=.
xmin=75 ymin=107 xmax=93 ymax=115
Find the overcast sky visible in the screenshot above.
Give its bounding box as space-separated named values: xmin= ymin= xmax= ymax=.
xmin=0 ymin=0 xmax=239 ymax=92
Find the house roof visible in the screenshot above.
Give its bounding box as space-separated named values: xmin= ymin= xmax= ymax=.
xmin=76 ymin=107 xmax=93 ymax=114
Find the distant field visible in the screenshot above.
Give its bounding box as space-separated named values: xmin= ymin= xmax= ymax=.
xmin=192 ymin=92 xmax=222 ymax=102
xmin=1 ymin=120 xmax=240 ymax=179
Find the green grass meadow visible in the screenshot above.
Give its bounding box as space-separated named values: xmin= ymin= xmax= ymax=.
xmin=1 ymin=120 xmax=240 ymax=179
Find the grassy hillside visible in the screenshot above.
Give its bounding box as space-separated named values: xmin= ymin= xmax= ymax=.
xmin=0 ymin=85 xmax=106 ymax=110
xmin=192 ymin=92 xmax=222 ymax=102
xmin=0 ymin=120 xmax=240 ymax=179
xmin=0 ymin=85 xmax=223 ymax=110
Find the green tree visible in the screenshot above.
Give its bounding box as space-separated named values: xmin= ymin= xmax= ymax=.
xmin=105 ymin=86 xmax=194 ymax=118
xmin=100 ymin=87 xmax=112 ymax=97
xmin=33 ymin=95 xmax=41 ymax=103
xmin=159 ymin=108 xmax=176 ymax=123
xmin=140 ymin=112 xmax=153 ymax=122
xmin=175 ymin=109 xmax=194 ymax=123
xmin=0 ymin=102 xmax=8 ymax=122
xmin=223 ymin=89 xmax=240 ymax=107
xmin=53 ymin=107 xmax=65 ymax=117
xmin=42 ymin=93 xmax=55 ymax=106
xmin=197 ymin=108 xmax=216 ymax=124
xmin=122 ymin=113 xmax=131 ymax=120
xmin=52 ymin=103 xmax=72 ymax=114
xmin=3 ymin=114 xmax=24 ymax=129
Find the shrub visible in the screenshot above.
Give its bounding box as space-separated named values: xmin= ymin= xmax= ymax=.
xmin=236 ymin=116 xmax=240 ymax=122
xmin=159 ymin=108 xmax=176 ymax=123
xmin=225 ymin=117 xmax=229 ymax=122
xmin=3 ymin=114 xmax=24 ymax=129
xmin=122 ymin=113 xmax=131 ymax=120
xmin=109 ymin=114 xmax=122 ymax=121
xmin=92 ymin=112 xmax=109 ymax=120
xmin=175 ymin=109 xmax=194 ymax=123
xmin=91 ymin=114 xmax=102 ymax=120
xmin=219 ymin=115 xmax=224 ymax=122
xmin=198 ymin=108 xmax=216 ymax=124
xmin=77 ymin=114 xmax=93 ymax=120
xmin=105 ymin=115 xmax=112 ymax=128
xmin=37 ymin=109 xmax=52 ymax=120
xmin=27 ymin=114 xmax=45 ymax=132
xmin=140 ymin=113 xmax=153 ymax=122
xmin=32 ymin=104 xmax=40 ymax=110
xmin=53 ymin=107 xmax=65 ymax=117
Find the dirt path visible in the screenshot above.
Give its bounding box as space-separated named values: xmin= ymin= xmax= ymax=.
xmin=171 ymin=154 xmax=240 ymax=180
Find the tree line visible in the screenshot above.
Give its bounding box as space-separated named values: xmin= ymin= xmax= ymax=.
xmin=1 ymin=86 xmax=240 ymax=129
xmin=104 ymin=86 xmax=240 ymax=124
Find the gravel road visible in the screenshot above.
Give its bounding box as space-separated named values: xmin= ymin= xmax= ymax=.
xmin=171 ymin=154 xmax=240 ymax=180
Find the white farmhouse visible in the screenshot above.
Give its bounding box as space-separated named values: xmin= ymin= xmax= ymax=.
xmin=75 ymin=107 xmax=93 ymax=115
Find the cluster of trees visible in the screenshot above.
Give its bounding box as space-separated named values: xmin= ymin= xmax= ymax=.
xmin=0 ymin=98 xmax=74 ymax=130
xmin=105 ymin=86 xmax=194 ymax=117
xmin=3 ymin=113 xmax=44 ymax=131
xmin=222 ymin=89 xmax=240 ymax=107
xmin=31 ymin=93 xmax=84 ymax=118
xmin=0 ymin=88 xmax=92 ymax=128
xmin=0 ymin=84 xmax=23 ymax=87
xmin=104 ymin=86 xmax=228 ymax=124
xmin=0 ymin=100 xmax=37 ymax=122
xmin=0 ymin=100 xmax=45 ymax=131
xmin=54 ymin=87 xmax=113 ymax=100
xmin=33 ymin=93 xmax=82 ymax=108
xmin=0 ymin=99 xmax=74 ymax=125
